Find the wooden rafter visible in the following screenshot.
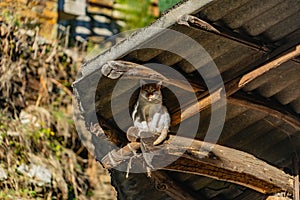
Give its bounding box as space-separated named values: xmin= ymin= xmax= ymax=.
xmin=102 ymin=143 xmax=204 ymax=199
xmin=98 ymin=48 xmax=300 ymax=199
xmin=177 ymin=14 xmax=300 ymax=67
xmin=73 ymin=2 xmax=300 ymax=199
xmin=267 ymin=196 xmax=292 ymax=200
xmin=178 ymin=44 xmax=300 ymax=126
xmin=177 ymin=14 xmax=270 ymax=52
xmin=163 ymin=135 xmax=293 ymax=194
xmin=102 ymin=135 xmax=294 ymax=194
xmin=238 ymin=45 xmax=300 ymax=87
xmin=150 ymin=171 xmax=204 ymax=200
xmin=100 ymin=43 xmax=300 ymax=128
xmin=176 ymin=14 xmax=300 ymax=83
xmin=101 ymin=60 xmax=204 ymax=92
xmin=229 ymin=92 xmax=300 ymax=130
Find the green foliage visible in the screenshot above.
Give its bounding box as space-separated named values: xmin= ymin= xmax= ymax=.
xmin=87 ymin=190 xmax=94 ymax=197
xmin=158 ymin=0 xmax=182 ymax=12
xmin=31 ymin=127 xmax=63 ymax=158
xmin=1 ymin=10 xmax=21 ymax=27
xmin=115 ymin=0 xmax=156 ymax=30
xmin=0 ymin=189 xmax=38 ymax=199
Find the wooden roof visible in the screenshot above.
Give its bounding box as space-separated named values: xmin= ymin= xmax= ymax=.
xmin=73 ymin=0 xmax=300 ymax=199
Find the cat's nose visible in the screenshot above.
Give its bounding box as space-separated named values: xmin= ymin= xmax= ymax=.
xmin=148 ymin=94 xmax=154 ymax=98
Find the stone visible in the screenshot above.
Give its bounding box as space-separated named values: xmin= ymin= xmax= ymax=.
xmin=0 ymin=166 xmax=8 ymax=180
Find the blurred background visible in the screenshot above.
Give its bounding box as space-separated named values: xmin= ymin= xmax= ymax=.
xmin=0 ymin=0 xmax=180 ymax=199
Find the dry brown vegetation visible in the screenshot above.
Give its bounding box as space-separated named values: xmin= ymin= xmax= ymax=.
xmin=0 ymin=20 xmax=116 ymax=200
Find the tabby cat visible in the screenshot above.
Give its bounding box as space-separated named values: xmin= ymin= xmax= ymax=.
xmin=131 ymin=81 xmax=170 ymax=145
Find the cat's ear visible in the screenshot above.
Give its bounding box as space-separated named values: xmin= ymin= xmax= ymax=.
xmin=140 ymin=80 xmax=146 ymax=87
xmin=157 ymin=81 xmax=163 ymax=89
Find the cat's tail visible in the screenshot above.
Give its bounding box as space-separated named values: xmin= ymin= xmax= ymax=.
xmin=153 ymin=128 xmax=168 ymax=145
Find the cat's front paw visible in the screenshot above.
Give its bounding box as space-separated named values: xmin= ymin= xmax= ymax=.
xmin=153 ymin=128 xmax=168 ymax=146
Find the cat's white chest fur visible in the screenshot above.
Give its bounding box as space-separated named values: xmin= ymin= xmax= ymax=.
xmin=133 ymin=104 xmax=170 ymax=133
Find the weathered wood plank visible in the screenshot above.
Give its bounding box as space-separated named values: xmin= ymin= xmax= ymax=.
xmin=176 ymin=44 xmax=300 ymax=127
xmin=101 ymin=60 xmax=204 ymax=92
xmin=101 ymin=135 xmax=294 ymax=195
xmin=266 ymin=196 xmax=292 ymax=200
xmin=161 ymin=135 xmax=294 ymax=195
xmin=239 ymin=45 xmax=300 ymax=87
xmin=177 ymin=14 xmax=270 ymax=52
xmin=76 ymin=14 xmax=300 ymax=140
xmin=229 ymin=92 xmax=300 ymax=130
xmin=150 ymin=171 xmax=203 ymax=200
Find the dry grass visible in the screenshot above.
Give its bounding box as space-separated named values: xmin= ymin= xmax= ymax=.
xmin=0 ymin=20 xmax=116 ymax=200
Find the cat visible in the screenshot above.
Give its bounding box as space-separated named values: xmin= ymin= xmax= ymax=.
xmin=131 ymin=81 xmax=170 ymax=145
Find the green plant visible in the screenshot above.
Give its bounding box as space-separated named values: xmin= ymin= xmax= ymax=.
xmin=115 ymin=0 xmax=157 ymax=30
xmin=0 ymin=188 xmax=38 ymax=199
xmin=158 ymin=0 xmax=182 ymax=12
xmin=1 ymin=10 xmax=21 ymax=27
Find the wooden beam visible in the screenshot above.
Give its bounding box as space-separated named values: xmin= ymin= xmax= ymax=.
xmin=178 ymin=87 xmax=222 ymax=125
xmin=97 ymin=114 xmax=129 ymax=146
xmin=102 ymin=144 xmax=204 ymax=199
xmin=101 ymin=142 xmax=140 ymax=169
xmin=177 ymin=14 xmax=271 ymax=52
xmin=99 ymin=44 xmax=300 ymax=128
xmin=177 ymin=14 xmax=300 ymax=66
xmin=177 ymin=14 xmax=221 ymax=34
xmin=229 ymin=92 xmax=300 ymax=130
xmin=160 ymin=135 xmax=293 ymax=195
xmin=266 ymin=196 xmax=292 ymax=200
xmin=101 ymin=60 xmax=204 ymax=92
xmin=101 ymin=135 xmax=294 ymax=195
xmin=238 ymin=45 xmax=300 ymax=88
xmin=177 ymin=44 xmax=300 ymax=126
xmin=150 ymin=171 xmax=204 ymax=200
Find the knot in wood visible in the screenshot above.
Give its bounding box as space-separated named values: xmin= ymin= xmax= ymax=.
xmin=155 ymin=182 xmax=168 ymax=191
